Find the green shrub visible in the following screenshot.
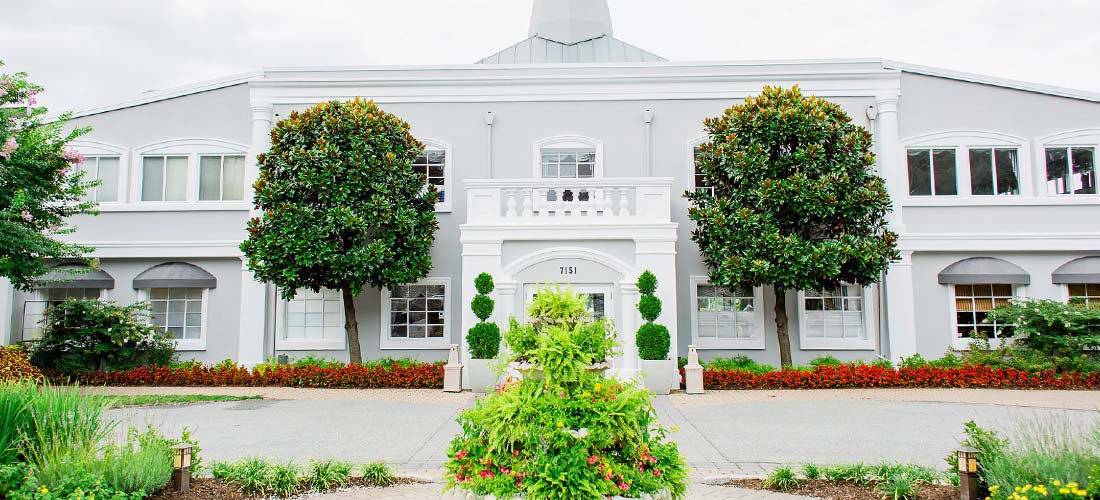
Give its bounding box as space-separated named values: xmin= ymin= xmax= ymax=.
xmin=637 ymin=323 xmax=671 ymax=361
xmin=503 ymin=318 xmax=538 ymax=362
xmin=474 ymin=272 xmax=495 ymax=295
xmin=823 ymin=463 xmax=870 ymax=485
xmin=636 ymin=270 xmax=657 ymax=296
xmin=809 ymin=355 xmax=842 ymax=368
xmin=988 ymin=298 xmax=1100 ymax=354
xmin=961 ymin=417 xmax=1100 ymax=493
xmin=705 ymin=355 xmax=775 ymax=374
xmin=526 ymin=284 xmax=589 ymax=330
xmin=306 ymin=458 xmax=353 ymax=491
xmin=875 ymin=473 xmax=921 ymax=500
xmin=471 ymin=295 xmax=495 ymax=322
xmin=467 ymin=322 xmax=501 ymax=359
xmin=801 ymin=462 xmax=821 ymax=480
xmin=763 ymin=465 xmax=801 ymax=491
xmin=29 ymin=300 xmax=175 ymax=376
xmin=289 ymin=355 xmax=344 ymax=369
xmin=95 ymin=426 xmax=173 ymax=494
xmin=637 ymin=295 xmax=662 ymax=323
xmin=360 ymin=461 xmax=397 ymax=487
xmin=1 ymin=346 xmax=42 ymax=383
xmin=572 ymin=320 xmax=617 ymax=364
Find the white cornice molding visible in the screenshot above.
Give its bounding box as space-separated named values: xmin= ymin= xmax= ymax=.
xmin=885 ymin=60 xmax=1100 ymax=103
xmin=76 ymin=240 xmax=244 ymax=259
xmin=901 ymin=232 xmax=1100 ymax=252
xmin=65 ymin=71 xmax=262 ymax=119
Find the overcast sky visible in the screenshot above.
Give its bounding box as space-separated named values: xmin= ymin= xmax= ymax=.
xmin=2 ymin=0 xmax=1098 ymax=113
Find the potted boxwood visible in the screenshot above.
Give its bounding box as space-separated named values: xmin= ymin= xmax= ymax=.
xmin=467 ymin=272 xmax=501 ymax=393
xmin=636 ymin=271 xmax=676 ymax=395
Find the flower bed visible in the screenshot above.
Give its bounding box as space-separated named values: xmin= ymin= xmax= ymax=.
xmin=74 ymin=362 xmax=444 ymax=389
xmin=700 ymin=364 xmax=1100 ymax=390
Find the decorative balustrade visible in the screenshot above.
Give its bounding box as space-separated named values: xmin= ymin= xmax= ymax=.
xmin=465 ymin=177 xmax=673 ymax=225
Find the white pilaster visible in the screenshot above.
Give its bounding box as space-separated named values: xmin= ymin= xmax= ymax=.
xmin=634 ymin=238 xmax=678 ymax=360
xmin=237 ymin=102 xmax=274 ymax=367
xmin=617 ymin=282 xmax=640 ymax=380
xmin=0 ymin=279 xmax=13 ymax=345
xmin=884 ymin=251 xmax=918 ymax=362
xmin=461 ymin=240 xmax=504 ymax=389
xmin=874 ymin=94 xmax=905 ymax=233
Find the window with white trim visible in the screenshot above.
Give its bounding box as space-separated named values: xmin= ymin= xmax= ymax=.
xmin=953 ymin=284 xmax=1014 ymax=339
xmin=968 ymin=148 xmax=1020 ymax=196
xmin=380 ymin=278 xmax=450 ymax=349
xmin=906 ymin=148 xmax=957 ymax=196
xmin=145 ymin=288 xmax=205 ymax=343
xmin=800 ymin=285 xmax=873 ymax=349
xmin=689 ymin=277 xmax=764 ymax=349
xmin=199 ymin=155 xmax=246 ymax=201
xmin=281 ymin=288 xmax=345 ymax=349
xmin=413 ymin=147 xmax=447 ymax=205
xmin=76 ymin=156 xmax=121 ymax=202
xmin=21 ymin=288 xmax=101 ymax=341
xmin=141 ymin=156 xmax=189 ymax=201
xmin=541 ymin=149 xmax=597 ymax=179
xmin=692 ymin=145 xmax=713 ymax=195
xmin=1068 ymin=283 xmax=1100 ymax=309
xmin=1045 ymin=147 xmax=1096 ymax=195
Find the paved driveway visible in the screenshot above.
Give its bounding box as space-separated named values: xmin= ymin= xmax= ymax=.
xmin=99 ymin=387 xmax=1100 ymax=481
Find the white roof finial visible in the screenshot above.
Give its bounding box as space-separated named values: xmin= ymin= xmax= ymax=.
xmin=529 ymin=0 xmax=614 ymax=45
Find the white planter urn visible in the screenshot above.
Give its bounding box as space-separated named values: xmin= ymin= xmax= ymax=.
xmin=638 ymin=359 xmax=677 ymax=395
xmin=467 ymin=358 xmax=499 ymax=393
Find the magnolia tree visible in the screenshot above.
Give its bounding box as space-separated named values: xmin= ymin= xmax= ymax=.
xmin=241 ymin=98 xmax=439 ymax=363
xmin=687 ymin=86 xmax=898 ymax=367
xmin=0 ymin=62 xmax=97 ymax=289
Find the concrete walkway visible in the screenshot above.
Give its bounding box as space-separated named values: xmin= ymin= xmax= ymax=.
xmin=92 ymin=387 xmax=1100 ymax=498
xmin=303 ymin=482 xmax=810 ymax=499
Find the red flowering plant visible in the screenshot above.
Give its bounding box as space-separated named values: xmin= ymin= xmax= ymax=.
xmin=444 ymin=287 xmax=687 ymax=500
xmin=75 ymin=359 xmax=444 ymax=389
xmin=700 ymin=363 xmax=1100 ymax=390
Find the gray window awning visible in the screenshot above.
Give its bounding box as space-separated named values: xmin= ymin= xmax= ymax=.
xmin=133 ymin=262 xmax=217 ymax=289
xmin=36 ymin=263 xmax=115 ymax=289
xmin=938 ymin=257 xmax=1030 ymax=285
xmin=1052 ymin=256 xmax=1100 ymax=284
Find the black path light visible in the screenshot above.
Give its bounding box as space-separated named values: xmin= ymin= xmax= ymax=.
xmin=957 ymin=447 xmax=980 ymax=500
xmin=172 ymin=443 xmax=193 ymax=491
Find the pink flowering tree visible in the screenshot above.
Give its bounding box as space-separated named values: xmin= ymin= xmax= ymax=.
xmin=0 ymin=61 xmax=98 ymax=289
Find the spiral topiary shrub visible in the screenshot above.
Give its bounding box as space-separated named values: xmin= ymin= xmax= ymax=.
xmin=635 ymin=271 xmax=669 ymax=361
xmin=467 ymin=273 xmax=500 ymax=359
xmin=637 ymin=295 xmax=662 ymax=323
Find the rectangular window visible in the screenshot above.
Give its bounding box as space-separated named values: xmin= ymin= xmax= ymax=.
xmin=969 ymin=148 xmax=1020 ymax=196
xmin=541 ymin=149 xmax=596 ymax=179
xmin=21 ymin=288 xmax=101 ymax=341
xmin=1068 ymin=283 xmax=1100 ymax=310
xmin=388 ymin=283 xmax=446 ymax=340
xmin=802 ymin=285 xmax=867 ymax=342
xmin=1046 ymin=147 xmax=1097 ymax=195
xmin=906 ymin=148 xmax=957 ymax=196
xmin=412 ymin=149 xmax=446 ymax=204
xmin=141 ymin=156 xmax=189 ymax=201
xmin=693 ymin=145 xmax=713 ymax=195
xmin=284 ymin=288 xmax=344 ymax=343
xmin=77 ymin=156 xmax=120 ymax=202
xmin=147 ymin=288 xmax=204 ymax=340
xmin=198 ymin=155 xmax=246 ymax=201
xmin=696 ymin=284 xmax=755 ymax=339
xmin=954 ymin=284 xmax=1014 ymax=339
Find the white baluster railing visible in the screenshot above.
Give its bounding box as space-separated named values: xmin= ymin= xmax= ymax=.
xmin=464 ymin=177 xmax=673 ymax=224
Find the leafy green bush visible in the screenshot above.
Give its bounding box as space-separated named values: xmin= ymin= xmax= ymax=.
xmin=474 ymin=272 xmax=495 ymax=295
xmin=637 ymin=295 xmax=662 ymax=323
xmin=801 ymin=463 xmax=821 ymax=480
xmin=289 ymin=355 xmax=344 ymax=369
xmin=468 ymin=322 xmax=501 ymax=359
xmin=526 ymin=284 xmax=589 ymax=330
xmin=958 ymin=417 xmax=1099 ymax=493
xmin=0 ymin=463 xmax=146 ymax=500
xmin=809 ymin=355 xmax=842 ymax=368
xmin=636 ymin=270 xmax=657 ymax=296
xmin=504 ymin=318 xmax=538 ymax=362
xmin=506 ymin=287 xmax=616 ymax=366
xmin=762 ymin=465 xmax=801 ymax=491
xmin=637 ymin=323 xmax=670 ymax=361
xmin=471 ymin=295 xmax=494 ymax=322
xmin=29 ymin=300 xmax=175 ymax=375
xmin=988 ymin=298 xmax=1100 ymax=354
xmin=705 ymin=355 xmax=775 ymax=374
xmin=360 ymin=461 xmax=397 ymax=487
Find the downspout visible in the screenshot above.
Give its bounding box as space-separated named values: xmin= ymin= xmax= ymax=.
xmin=484 ymin=111 xmax=495 ymax=177
xmin=643 ymin=109 xmax=654 ymax=176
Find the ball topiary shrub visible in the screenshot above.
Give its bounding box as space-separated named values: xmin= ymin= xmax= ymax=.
xmin=467 ymin=273 xmax=501 ymax=359
xmin=635 ymin=271 xmax=670 ymax=361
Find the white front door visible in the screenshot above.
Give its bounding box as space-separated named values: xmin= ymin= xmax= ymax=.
xmin=522 ymin=283 xmax=612 ymax=322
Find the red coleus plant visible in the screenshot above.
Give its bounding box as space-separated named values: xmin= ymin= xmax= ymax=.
xmin=698 ymin=364 xmax=1100 ymax=390
xmin=76 ymin=362 xmax=444 ymax=389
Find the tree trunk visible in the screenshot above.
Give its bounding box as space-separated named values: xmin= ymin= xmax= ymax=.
xmin=342 ymin=286 xmax=362 ymax=364
xmin=773 ymin=287 xmax=793 ymax=368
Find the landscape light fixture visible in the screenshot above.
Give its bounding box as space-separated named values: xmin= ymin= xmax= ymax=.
xmin=172 ymin=444 xmax=193 ymax=491
xmin=957 ymin=447 xmax=979 ymax=500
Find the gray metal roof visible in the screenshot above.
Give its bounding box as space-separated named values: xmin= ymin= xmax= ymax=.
xmin=1052 ymin=256 xmax=1100 ymax=284
xmin=36 ymin=263 xmax=115 ymax=289
xmin=133 ymin=262 xmax=217 ymax=289
xmin=477 ymin=35 xmax=666 ymax=65
xmin=938 ymin=257 xmax=1030 ymax=285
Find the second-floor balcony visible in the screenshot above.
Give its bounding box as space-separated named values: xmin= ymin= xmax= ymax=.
xmin=464 ymin=177 xmax=674 ymax=226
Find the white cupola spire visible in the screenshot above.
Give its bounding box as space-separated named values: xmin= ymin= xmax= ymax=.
xmin=529 ymin=0 xmax=614 ymax=45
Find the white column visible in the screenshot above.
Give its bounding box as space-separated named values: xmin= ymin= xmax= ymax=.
xmin=460 ymin=241 xmax=503 ymax=389
xmin=617 ymin=282 xmax=640 ymax=381
xmin=874 ymin=94 xmax=917 ymax=361
xmin=0 ymin=279 xmax=13 ymax=345
xmin=885 ymin=251 xmax=918 ymax=362
xmin=634 ymin=238 xmax=678 ymax=361
xmin=237 ymin=102 xmax=274 ymax=367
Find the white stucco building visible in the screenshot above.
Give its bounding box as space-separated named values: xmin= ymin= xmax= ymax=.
xmin=3 ymin=0 xmax=1099 ymax=384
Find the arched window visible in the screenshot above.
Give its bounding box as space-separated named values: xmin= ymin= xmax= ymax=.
xmin=902 ymin=131 xmax=1030 ymax=198
xmin=1037 ymin=129 xmax=1100 ymax=197
xmin=533 ymin=135 xmax=603 ymax=179
xmin=414 ymin=138 xmax=453 ymax=212
xmin=68 ymin=140 xmax=127 ymax=204
xmin=132 ymin=138 xmax=249 ymax=206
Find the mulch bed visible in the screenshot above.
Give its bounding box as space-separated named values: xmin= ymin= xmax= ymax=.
xmin=724 ymin=478 xmax=958 ymax=500
xmin=149 ymin=477 xmax=422 ymax=500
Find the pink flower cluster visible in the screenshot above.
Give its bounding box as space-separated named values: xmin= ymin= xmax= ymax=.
xmin=0 ymin=79 xmax=9 ymax=99
xmin=62 ymin=149 xmax=85 ymax=164
xmin=1 ymin=138 xmax=16 ymax=159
